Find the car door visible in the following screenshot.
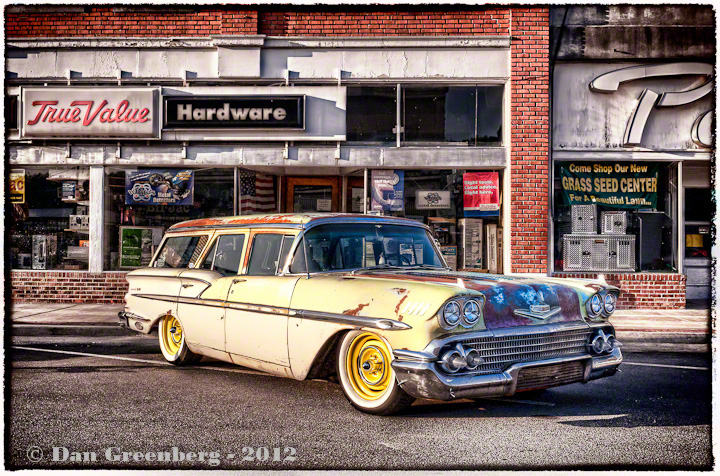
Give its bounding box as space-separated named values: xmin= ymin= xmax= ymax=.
xmin=177 ymin=232 xmax=248 ymax=352
xmin=224 ymin=231 xmax=299 ymax=366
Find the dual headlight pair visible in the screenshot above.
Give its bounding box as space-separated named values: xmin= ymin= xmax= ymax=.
xmin=586 ymin=291 xmax=618 ymax=319
xmin=438 ymin=297 xmax=485 ymax=330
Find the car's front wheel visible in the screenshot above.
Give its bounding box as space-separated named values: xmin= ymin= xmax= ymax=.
xmin=158 ymin=314 xmax=202 ymax=365
xmin=337 ymin=330 xmax=414 ymax=415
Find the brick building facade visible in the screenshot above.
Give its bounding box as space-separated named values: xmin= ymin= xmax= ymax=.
xmin=7 ymin=5 xmax=698 ymax=309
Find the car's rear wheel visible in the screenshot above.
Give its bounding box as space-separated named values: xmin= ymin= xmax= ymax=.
xmin=337 ymin=330 xmax=414 ymax=415
xmin=158 ymin=314 xmax=201 ymax=365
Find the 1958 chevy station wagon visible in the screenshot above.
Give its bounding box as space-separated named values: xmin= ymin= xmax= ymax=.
xmin=120 ymin=213 xmax=622 ymax=415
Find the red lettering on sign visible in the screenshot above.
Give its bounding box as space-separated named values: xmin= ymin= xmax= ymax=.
xmin=27 ymin=101 xmax=58 ymax=125
xmin=26 ymin=99 xmax=152 ymax=127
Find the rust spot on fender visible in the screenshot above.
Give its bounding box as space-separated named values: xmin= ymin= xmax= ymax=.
xmin=395 ymin=294 xmax=409 ymax=317
xmin=343 ymin=303 xmax=369 ymax=316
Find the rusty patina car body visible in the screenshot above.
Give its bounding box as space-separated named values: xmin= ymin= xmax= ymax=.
xmin=120 ymin=213 xmax=622 ymax=415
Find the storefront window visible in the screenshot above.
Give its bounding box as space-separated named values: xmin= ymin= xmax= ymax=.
xmin=105 ymin=167 xmax=235 ymax=270
xmin=8 ymin=166 xmax=90 ymax=270
xmin=366 ymin=169 xmax=504 ymax=273
xmin=553 ymin=162 xmax=678 ymax=273
xmin=403 ymin=86 xmax=503 ymax=145
xmin=346 ymin=86 xmax=397 ymax=143
xmin=684 ymin=188 xmax=712 ymax=259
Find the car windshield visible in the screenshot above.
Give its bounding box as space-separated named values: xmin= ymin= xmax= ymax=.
xmin=289 ymin=223 xmax=446 ymax=273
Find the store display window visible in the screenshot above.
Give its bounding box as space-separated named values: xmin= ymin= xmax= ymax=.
xmin=8 ymin=166 xmax=90 ymax=270
xmin=105 ymin=167 xmax=235 ymax=270
xmin=553 ymin=162 xmax=679 ymax=273
xmin=368 ymin=169 xmax=504 ymax=273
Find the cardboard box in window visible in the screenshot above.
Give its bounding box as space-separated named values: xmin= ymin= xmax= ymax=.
xmin=459 ymin=218 xmax=483 ymax=269
xmin=440 ymin=246 xmax=457 ymax=271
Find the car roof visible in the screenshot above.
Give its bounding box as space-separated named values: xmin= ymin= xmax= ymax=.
xmin=168 ymin=213 xmax=427 ymax=231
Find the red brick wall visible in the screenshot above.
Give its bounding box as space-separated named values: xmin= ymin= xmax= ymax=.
xmin=5 ymin=7 xmax=516 ymax=38
xmin=10 ymin=271 xmax=129 ymax=304
xmin=552 ymin=273 xmax=687 ymax=309
xmin=5 ymin=7 xmax=257 ymax=37
xmin=509 ymin=8 xmax=550 ymax=273
xmin=258 ymin=10 xmax=511 ymax=36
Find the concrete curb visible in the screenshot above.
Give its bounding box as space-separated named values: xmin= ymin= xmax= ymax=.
xmin=11 ymin=324 xmax=134 ymax=337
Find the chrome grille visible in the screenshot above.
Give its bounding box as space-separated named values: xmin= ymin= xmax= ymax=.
xmin=451 ymin=328 xmax=592 ymax=375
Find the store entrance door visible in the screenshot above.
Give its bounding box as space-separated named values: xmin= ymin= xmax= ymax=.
xmin=285 ymin=177 xmax=340 ymax=213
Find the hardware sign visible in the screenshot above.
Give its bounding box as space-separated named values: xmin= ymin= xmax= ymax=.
xmin=164 ymin=96 xmax=305 ymax=129
xmin=21 ymin=88 xmax=159 ymax=138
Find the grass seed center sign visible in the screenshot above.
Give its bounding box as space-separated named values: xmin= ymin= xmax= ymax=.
xmin=560 ymin=162 xmax=659 ymax=209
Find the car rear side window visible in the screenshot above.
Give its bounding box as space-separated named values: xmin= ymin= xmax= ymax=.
xmin=248 ymin=234 xmax=295 ymax=276
xmin=154 ymin=235 xmax=206 ymax=268
xmin=201 ymin=234 xmax=246 ymax=276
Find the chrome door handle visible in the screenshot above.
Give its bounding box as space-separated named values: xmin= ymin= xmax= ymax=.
xmin=232 ymin=278 xmax=246 ymax=284
xmin=181 ymin=284 xmax=194 ymax=288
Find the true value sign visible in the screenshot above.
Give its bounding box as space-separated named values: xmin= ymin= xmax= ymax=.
xmin=21 ymin=87 xmax=159 ymax=139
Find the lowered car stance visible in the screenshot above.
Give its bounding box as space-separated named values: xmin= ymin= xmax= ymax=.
xmin=120 ymin=213 xmax=622 ymax=415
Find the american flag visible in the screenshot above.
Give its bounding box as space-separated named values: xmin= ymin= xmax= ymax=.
xmin=238 ymin=170 xmax=276 ymax=214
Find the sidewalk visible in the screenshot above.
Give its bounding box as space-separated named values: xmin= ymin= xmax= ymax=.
xmin=8 ymin=302 xmax=712 ymax=351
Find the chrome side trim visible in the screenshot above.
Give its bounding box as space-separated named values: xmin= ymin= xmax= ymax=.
xmin=393 ymin=349 xmax=437 ymax=362
xmin=292 ymin=309 xmax=412 ymax=331
xmin=132 ymin=294 xmax=410 ymax=329
xmin=226 ymin=301 xmax=289 ymax=316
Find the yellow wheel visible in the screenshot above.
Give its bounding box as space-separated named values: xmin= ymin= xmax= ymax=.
xmin=346 ymin=332 xmax=393 ymax=401
xmin=158 ymin=314 xmax=201 ymax=365
xmin=337 ymin=331 xmax=414 ymax=415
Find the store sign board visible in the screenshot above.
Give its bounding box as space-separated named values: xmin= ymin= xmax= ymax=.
xmin=371 ymin=170 xmax=404 ymax=212
xmin=463 ymin=172 xmax=500 ymax=216
xmin=560 ymin=162 xmax=659 ymax=209
xmin=21 ymin=87 xmax=159 ymax=139
xmin=125 ymin=169 xmax=194 ymax=206
xmin=164 ymin=96 xmax=305 ymax=129
xmin=416 ymin=190 xmax=451 ymax=209
xmin=9 ymin=169 xmax=25 ymax=204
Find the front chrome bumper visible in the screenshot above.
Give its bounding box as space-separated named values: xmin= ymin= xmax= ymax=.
xmin=391 ymin=347 xmax=622 ymax=401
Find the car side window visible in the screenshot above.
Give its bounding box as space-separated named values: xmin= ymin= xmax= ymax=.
xmin=277 ymin=236 xmax=295 ymax=274
xmin=247 ymin=234 xmax=285 ymax=276
xmin=201 ymin=234 xmax=245 ymax=276
xmin=154 ymin=235 xmax=205 ymax=268
xmin=200 ymin=240 xmax=218 ymax=270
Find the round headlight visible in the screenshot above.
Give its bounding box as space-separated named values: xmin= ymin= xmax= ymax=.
xmin=589 ymin=294 xmax=603 ymax=317
xmin=461 ymin=299 xmax=482 ymax=327
xmin=441 ymin=301 xmax=462 ymax=329
xmin=604 ymin=293 xmax=617 ymax=315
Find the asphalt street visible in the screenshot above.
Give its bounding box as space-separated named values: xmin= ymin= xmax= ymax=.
xmin=7 ymin=332 xmax=712 ymax=470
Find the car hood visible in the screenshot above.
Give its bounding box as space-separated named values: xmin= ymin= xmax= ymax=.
xmin=344 ymin=269 xmax=612 ymax=329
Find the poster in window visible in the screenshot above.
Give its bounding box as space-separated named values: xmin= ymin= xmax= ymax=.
xmin=416 ymin=190 xmax=451 ymax=210
xmin=351 ymin=188 xmax=365 ymax=212
xmin=61 ymin=181 xmax=77 ymax=201
xmin=463 ymin=172 xmax=499 ymax=217
xmin=371 ymin=170 xmax=404 ymax=212
xmin=119 ymin=226 xmax=164 ymax=268
xmin=559 ymin=163 xmax=659 ymax=209
xmin=125 ymin=169 xmax=194 ymax=206
xmin=9 ymin=169 xmax=25 ymax=204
